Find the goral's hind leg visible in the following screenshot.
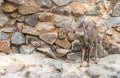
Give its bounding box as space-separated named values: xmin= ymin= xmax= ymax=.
xmin=87 ymin=45 xmax=92 ymax=67
xmin=95 ymin=40 xmax=98 ymax=64
xmin=80 ymin=49 xmax=85 ymax=67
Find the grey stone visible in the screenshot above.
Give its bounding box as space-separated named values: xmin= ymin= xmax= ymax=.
xmin=52 ymin=61 xmax=63 ymax=71
xmin=56 ymin=48 xmax=70 ymax=57
xmin=113 ymin=34 xmax=120 ymax=43
xmin=112 ymin=2 xmax=120 ymax=17
xmin=25 ymin=15 xmax=38 ymax=27
xmin=0 ymin=32 xmax=7 ymax=40
xmin=52 ymin=0 xmax=72 ymax=6
xmin=18 ymin=4 xmax=39 ymax=15
xmin=72 ymin=40 xmax=81 ymax=52
xmin=52 ymin=7 xmax=71 ymax=15
xmin=41 ymin=0 xmax=52 ymax=9
xmin=117 ymin=71 xmax=120 ymax=78
xmin=22 ymin=25 xmax=39 ymax=36
xmin=37 ymin=47 xmax=56 ymax=58
xmin=11 ymin=32 xmax=25 ymax=45
xmin=17 ymin=16 xmax=25 ymax=23
xmin=86 ymin=6 xmax=100 ymax=15
xmin=53 ymin=14 xmax=72 ymax=28
xmin=106 ymin=17 xmax=120 ymax=28
xmin=67 ymin=52 xmax=81 ymax=62
xmin=108 ymin=44 xmax=120 ymax=54
xmin=19 ymin=45 xmax=35 ymax=54
xmin=0 ymin=13 xmax=8 ymax=27
xmin=97 ymin=44 xmax=109 ymax=58
xmin=39 ymin=32 xmax=57 ymax=44
xmin=86 ymin=68 xmax=100 ymax=78
xmin=78 ymin=0 xmax=92 ymax=4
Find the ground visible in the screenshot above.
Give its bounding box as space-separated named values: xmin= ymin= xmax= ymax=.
xmin=0 ymin=52 xmax=120 ymax=78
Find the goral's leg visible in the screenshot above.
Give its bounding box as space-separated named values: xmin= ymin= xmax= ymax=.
xmin=80 ymin=49 xmax=85 ymax=67
xmin=87 ymin=46 xmax=92 ymax=67
xmin=95 ymin=41 xmax=98 ymax=64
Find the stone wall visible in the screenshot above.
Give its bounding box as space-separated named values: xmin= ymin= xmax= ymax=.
xmin=0 ymin=0 xmax=120 ymax=59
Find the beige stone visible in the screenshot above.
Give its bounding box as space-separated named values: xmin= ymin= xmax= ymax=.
xmin=2 ymin=3 xmax=17 ymax=12
xmin=35 ymin=22 xmax=55 ymax=32
xmin=38 ymin=12 xmax=53 ymax=22
xmin=55 ymin=38 xmax=71 ymax=49
xmin=18 ymin=4 xmax=39 ymax=15
xmin=66 ymin=2 xmax=88 ymax=17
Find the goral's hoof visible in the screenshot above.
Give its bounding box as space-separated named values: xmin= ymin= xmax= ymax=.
xmin=80 ymin=64 xmax=83 ymax=67
xmin=87 ymin=64 xmax=90 ymax=67
xmin=95 ymin=62 xmax=98 ymax=64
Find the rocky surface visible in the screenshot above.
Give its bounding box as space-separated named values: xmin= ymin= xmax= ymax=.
xmin=0 ymin=53 xmax=119 ymax=78
xmin=22 ymin=25 xmax=39 ymax=36
xmin=0 ymin=0 xmax=119 ymax=56
xmin=52 ymin=0 xmax=72 ymax=6
xmin=0 ymin=40 xmax=10 ymax=53
xmin=0 ymin=0 xmax=120 ymax=77
xmin=25 ymin=15 xmax=38 ymax=27
xmin=0 ymin=13 xmax=8 ymax=27
xmin=2 ymin=2 xmax=17 ymax=13
xmin=106 ymin=17 xmax=120 ymax=28
xmin=112 ymin=2 xmax=120 ymax=17
xmin=0 ymin=32 xmax=8 ymax=40
xmin=11 ymin=32 xmax=25 ymax=45
xmin=86 ymin=5 xmax=100 ymax=15
xmin=39 ymin=31 xmax=58 ymax=44
xmin=53 ymin=14 xmax=72 ymax=28
xmin=19 ymin=45 xmax=35 ymax=54
xmin=35 ymin=22 xmax=55 ymax=32
xmin=18 ymin=4 xmax=39 ymax=15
